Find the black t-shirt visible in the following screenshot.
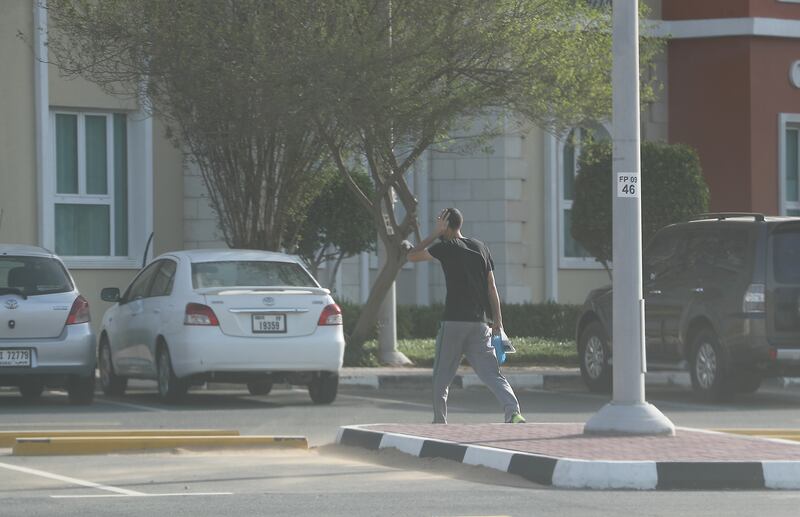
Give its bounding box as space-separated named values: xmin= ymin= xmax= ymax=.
xmin=429 ymin=237 xmax=495 ymax=323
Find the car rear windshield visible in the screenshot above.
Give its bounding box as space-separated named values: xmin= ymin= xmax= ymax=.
xmin=773 ymin=230 xmax=800 ymax=284
xmin=0 ymin=256 xmax=73 ymax=296
xmin=191 ymin=261 xmax=318 ymax=289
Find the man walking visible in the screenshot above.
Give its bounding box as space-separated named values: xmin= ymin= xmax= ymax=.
xmin=407 ymin=208 xmax=525 ymax=424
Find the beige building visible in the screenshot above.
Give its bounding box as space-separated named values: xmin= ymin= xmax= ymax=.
xmin=0 ymin=1 xmax=184 ymax=332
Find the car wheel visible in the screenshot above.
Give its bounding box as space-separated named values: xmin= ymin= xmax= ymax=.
xmin=67 ymin=374 xmax=95 ymax=405
xmin=247 ymin=380 xmax=273 ymax=396
xmin=689 ymin=328 xmax=732 ymax=402
xmin=578 ymin=321 xmax=612 ymax=393
xmin=157 ymin=346 xmax=188 ymax=403
xmin=18 ymin=380 xmax=44 ymax=402
xmin=99 ymin=339 xmax=127 ymax=396
xmin=735 ymin=371 xmax=762 ymax=394
xmin=308 ymin=371 xmax=338 ymax=405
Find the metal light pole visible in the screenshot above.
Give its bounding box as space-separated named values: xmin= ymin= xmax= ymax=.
xmin=584 ymin=0 xmax=674 ymax=435
xmin=377 ymin=0 xmax=411 ymax=366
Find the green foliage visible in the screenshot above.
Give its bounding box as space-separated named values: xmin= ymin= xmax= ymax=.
xmin=501 ymin=303 xmax=583 ymax=340
xmin=345 ymin=338 xmax=577 ymax=367
xmin=340 ymin=302 xmax=580 ymax=341
xmin=571 ymin=141 xmax=709 ymax=270
xmin=290 ymin=0 xmax=660 ymax=349
xmin=296 ymin=169 xmax=376 ymax=278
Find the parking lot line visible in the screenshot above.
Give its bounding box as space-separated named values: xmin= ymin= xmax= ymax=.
xmin=0 ymin=461 xmax=145 ymax=496
xmin=51 ymin=492 xmax=234 ymax=499
xmin=338 ymin=393 xmax=443 ymax=410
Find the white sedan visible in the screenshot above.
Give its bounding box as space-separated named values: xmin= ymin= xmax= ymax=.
xmin=98 ymin=249 xmax=345 ymax=403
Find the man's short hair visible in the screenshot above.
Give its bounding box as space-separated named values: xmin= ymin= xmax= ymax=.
xmin=444 ymin=208 xmax=463 ymax=230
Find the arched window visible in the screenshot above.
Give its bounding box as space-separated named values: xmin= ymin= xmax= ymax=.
xmin=559 ymin=123 xmax=610 ymax=267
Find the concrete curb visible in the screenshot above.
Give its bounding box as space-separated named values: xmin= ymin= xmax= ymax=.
xmin=339 ymin=370 xmax=800 ymax=392
xmin=0 ymin=429 xmax=239 ymax=448
xmin=338 ymin=370 xmax=693 ymax=391
xmin=336 ymin=425 xmax=800 ymax=490
xmin=13 ymin=435 xmax=308 ymax=456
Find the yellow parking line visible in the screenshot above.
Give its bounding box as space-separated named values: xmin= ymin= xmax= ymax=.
xmin=0 ymin=429 xmax=239 ymax=448
xmin=13 ymin=435 xmax=308 ymax=456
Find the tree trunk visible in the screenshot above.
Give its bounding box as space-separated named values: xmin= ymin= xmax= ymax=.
xmin=328 ymin=251 xmax=346 ymax=290
xmin=348 ymin=249 xmax=404 ymax=349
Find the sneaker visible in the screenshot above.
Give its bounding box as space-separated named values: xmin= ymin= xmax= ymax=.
xmin=507 ymin=412 xmax=526 ymax=424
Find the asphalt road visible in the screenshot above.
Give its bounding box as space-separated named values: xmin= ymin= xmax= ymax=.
xmin=2 ymin=382 xmax=800 ymax=516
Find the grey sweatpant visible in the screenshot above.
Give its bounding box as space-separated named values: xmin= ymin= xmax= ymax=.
xmin=432 ymin=321 xmax=521 ymax=424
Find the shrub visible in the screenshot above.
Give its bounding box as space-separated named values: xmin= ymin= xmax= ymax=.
xmin=340 ymin=302 xmax=580 ymax=341
xmin=571 ymin=140 xmax=709 ymax=272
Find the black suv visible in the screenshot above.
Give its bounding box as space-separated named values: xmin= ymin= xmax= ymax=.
xmin=576 ymin=213 xmax=800 ymax=401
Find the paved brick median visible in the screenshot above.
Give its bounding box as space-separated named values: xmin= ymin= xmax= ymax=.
xmin=366 ymin=423 xmax=800 ymax=462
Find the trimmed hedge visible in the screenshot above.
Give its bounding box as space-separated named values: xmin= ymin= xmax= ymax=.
xmin=340 ymin=302 xmax=581 ymax=341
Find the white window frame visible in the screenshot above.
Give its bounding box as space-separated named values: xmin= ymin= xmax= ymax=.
xmin=51 ymin=111 xmax=118 ymax=258
xmin=779 ymin=114 xmax=800 ymax=216
xmin=43 ymin=109 xmax=153 ymax=269
xmin=556 ymin=124 xmax=609 ymax=269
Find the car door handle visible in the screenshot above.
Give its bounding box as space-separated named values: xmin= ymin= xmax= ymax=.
xmin=692 ymin=287 xmax=704 ymax=294
xmin=648 ymin=290 xmax=662 ymax=295
xmin=153 ymin=309 xmax=161 ymax=314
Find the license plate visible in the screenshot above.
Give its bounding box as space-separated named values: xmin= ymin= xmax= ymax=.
xmin=0 ymin=349 xmax=31 ymax=367
xmin=252 ymin=314 xmax=286 ymax=334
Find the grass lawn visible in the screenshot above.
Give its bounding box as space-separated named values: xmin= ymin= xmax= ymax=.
xmin=360 ymin=337 xmax=578 ymax=368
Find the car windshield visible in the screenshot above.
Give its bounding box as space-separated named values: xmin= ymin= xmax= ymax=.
xmin=191 ymin=261 xmax=318 ymax=289
xmin=0 ymin=256 xmax=73 ymax=296
xmin=773 ymin=230 xmax=800 ymax=284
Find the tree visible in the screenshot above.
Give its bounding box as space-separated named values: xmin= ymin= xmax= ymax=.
xmin=45 ymin=0 xmax=329 ymax=251
xmin=46 ymin=0 xmax=661 ymax=355
xmin=571 ymin=140 xmax=710 ymax=276
xmin=296 ymin=169 xmax=376 ymax=287
xmin=292 ymin=0 xmax=659 ymax=349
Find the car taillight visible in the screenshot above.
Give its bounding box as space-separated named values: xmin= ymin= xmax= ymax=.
xmin=743 ymin=283 xmax=765 ymax=313
xmin=318 ymin=304 xmax=343 ymax=326
xmin=66 ymin=295 xmax=90 ymax=325
xmin=184 ymin=303 xmax=219 ymax=326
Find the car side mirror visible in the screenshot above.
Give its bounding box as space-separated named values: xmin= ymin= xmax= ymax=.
xmin=101 ymin=287 xmax=121 ymax=303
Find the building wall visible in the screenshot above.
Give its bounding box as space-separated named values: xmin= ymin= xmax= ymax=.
xmin=426 ymin=114 xmax=532 ymax=304
xmin=152 ymin=119 xmax=185 ymax=256
xmin=0 ymin=1 xmax=38 ymax=245
xmin=522 ymin=126 xmax=547 ymax=304
xmin=49 ymin=67 xmax=138 ymax=111
xmin=0 ymin=2 xmax=185 ymax=332
xmin=750 ymin=37 xmax=800 ymax=214
xmin=183 ymin=161 xmax=226 ymax=249
xmin=668 ymin=37 xmax=754 ymax=212
xmin=664 ymin=0 xmax=800 ymax=20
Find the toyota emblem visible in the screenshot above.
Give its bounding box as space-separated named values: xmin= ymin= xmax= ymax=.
xmin=263 ymin=297 xmax=275 ymax=307
xmin=4 ymin=299 xmax=18 ymax=310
